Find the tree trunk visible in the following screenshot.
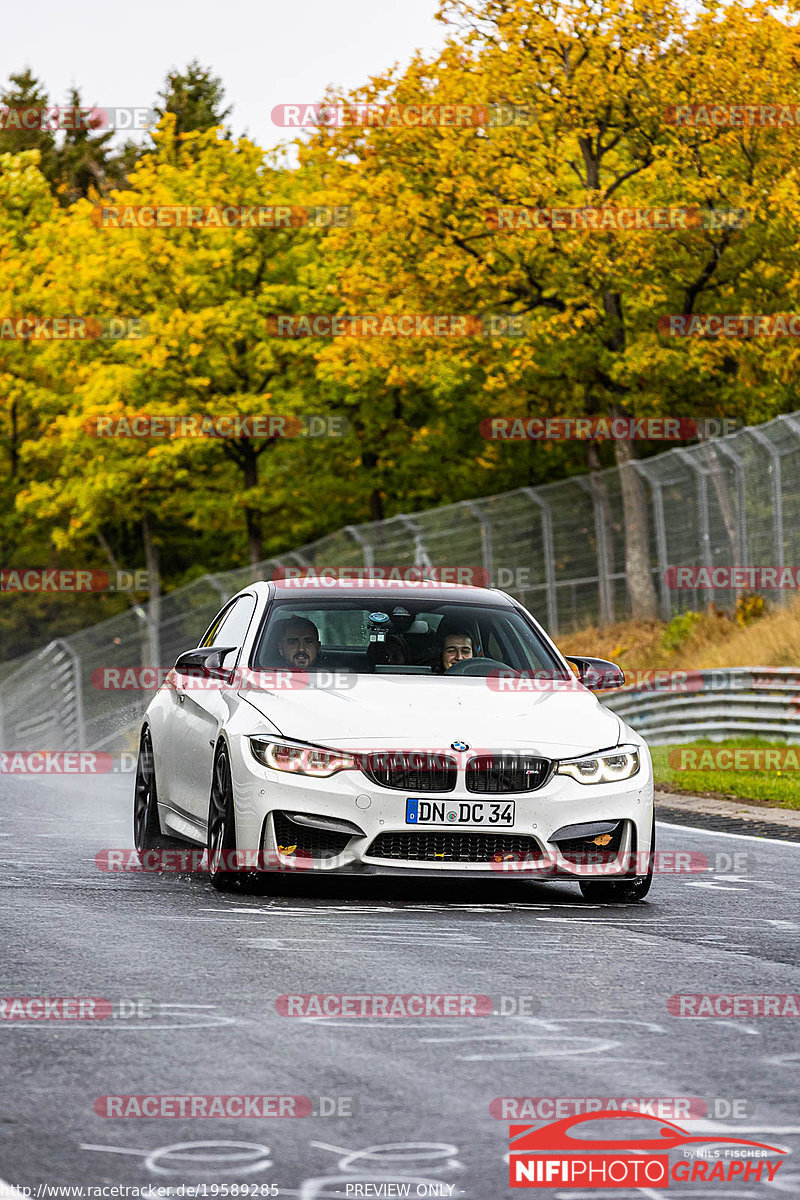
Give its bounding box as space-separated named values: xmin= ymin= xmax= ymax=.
xmin=141 ymin=514 xmax=161 ymax=669
xmin=242 ymin=443 xmax=263 ymax=565
xmin=361 ymin=449 xmax=384 ymax=522
xmin=612 ymin=432 xmax=658 ymax=620
xmin=368 ymin=488 xmax=384 ymax=523
xmin=586 ymin=442 xmax=615 ymax=626
xmin=601 ymin=287 xmax=658 ymax=621
xmin=9 ymin=398 xmax=19 ymax=479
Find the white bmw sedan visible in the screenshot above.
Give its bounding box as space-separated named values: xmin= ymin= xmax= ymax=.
xmin=134 ymin=579 xmax=654 ymax=901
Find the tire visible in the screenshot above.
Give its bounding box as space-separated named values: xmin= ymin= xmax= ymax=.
xmin=133 ymin=727 xmax=173 ymax=855
xmin=579 ymin=815 xmax=655 ymax=904
xmin=207 ymin=744 xmax=244 ymax=891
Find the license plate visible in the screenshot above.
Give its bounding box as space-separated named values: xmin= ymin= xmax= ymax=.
xmin=405 ymin=799 xmax=516 ymax=826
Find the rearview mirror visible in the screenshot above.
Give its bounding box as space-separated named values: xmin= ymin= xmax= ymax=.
xmin=564 ymin=655 xmax=625 ymax=691
xmin=174 ymin=646 xmax=237 ymax=679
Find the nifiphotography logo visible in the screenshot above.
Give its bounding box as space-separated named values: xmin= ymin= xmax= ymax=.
xmin=508 ymin=1110 xmax=786 ymax=1188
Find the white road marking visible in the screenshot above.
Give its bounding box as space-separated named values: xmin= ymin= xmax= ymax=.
xmin=308 ymin=1140 xmax=461 ymax=1170
xmin=80 ymin=1143 xmax=150 ymax=1154
xmin=80 ymin=1140 xmax=273 ymax=1175
xmin=657 ymin=819 xmax=800 ymax=847
xmin=458 ymin=1036 xmax=619 ymax=1060
xmin=685 ymin=882 xmax=744 ymax=891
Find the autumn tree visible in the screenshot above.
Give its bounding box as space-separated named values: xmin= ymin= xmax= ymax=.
xmin=299 ymin=0 xmax=800 ymax=618
xmin=17 ymin=118 xmax=356 ymax=582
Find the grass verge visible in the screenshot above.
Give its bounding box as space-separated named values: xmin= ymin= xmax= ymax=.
xmin=651 ymin=738 xmax=800 ymax=810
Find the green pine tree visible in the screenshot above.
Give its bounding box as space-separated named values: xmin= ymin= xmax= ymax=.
xmin=155 ymin=60 xmax=232 ymax=137
xmin=56 ymin=86 xmax=116 ymax=203
xmin=0 ymin=68 xmax=58 ymax=185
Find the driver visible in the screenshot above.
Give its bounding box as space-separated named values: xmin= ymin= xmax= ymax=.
xmin=278 ymin=617 xmax=321 ymax=669
xmin=438 ymin=627 xmax=475 ymax=672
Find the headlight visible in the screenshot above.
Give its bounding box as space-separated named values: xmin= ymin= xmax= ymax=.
xmin=556 ymin=745 xmax=640 ymax=785
xmin=249 ymin=737 xmax=357 ymax=778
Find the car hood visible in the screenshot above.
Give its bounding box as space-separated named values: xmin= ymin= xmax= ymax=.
xmin=239 ymin=675 xmax=622 ymax=756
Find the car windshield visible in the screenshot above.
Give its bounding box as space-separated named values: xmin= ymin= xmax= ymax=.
xmin=250 ymin=597 xmax=568 ymax=677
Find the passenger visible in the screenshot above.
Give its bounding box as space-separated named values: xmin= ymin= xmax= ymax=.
xmin=278 ymin=617 xmax=321 ymax=669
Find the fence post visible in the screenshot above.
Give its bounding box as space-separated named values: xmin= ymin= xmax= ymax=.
xmin=749 ymin=426 xmax=784 ymax=575
xmin=643 ymin=472 xmax=672 ymax=620
xmin=676 ymin=449 xmax=714 ymax=609
xmin=207 ymin=574 xmax=232 ymax=605
xmin=51 ymin=638 xmax=86 ymax=749
xmin=712 ymin=439 xmax=747 ymax=566
xmin=344 ymin=524 xmax=375 ymax=569
xmin=523 ymin=488 xmax=558 ymax=633
xmin=577 ymin=478 xmax=614 ymax=627
xmin=396 ymin=513 xmax=432 ymax=570
xmin=465 ymin=501 xmax=494 ymax=586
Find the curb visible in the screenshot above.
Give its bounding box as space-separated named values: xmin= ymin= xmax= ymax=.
xmin=656 ymin=789 xmax=800 ymax=843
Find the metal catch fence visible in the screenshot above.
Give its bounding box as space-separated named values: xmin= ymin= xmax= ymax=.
xmin=1 ymin=411 xmax=799 ymax=751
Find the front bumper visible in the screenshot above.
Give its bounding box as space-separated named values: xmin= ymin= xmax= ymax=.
xmin=228 ymin=736 xmax=654 ymax=880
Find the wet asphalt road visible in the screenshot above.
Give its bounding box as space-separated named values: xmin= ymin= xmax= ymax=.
xmin=0 ymin=771 xmax=799 ymax=1198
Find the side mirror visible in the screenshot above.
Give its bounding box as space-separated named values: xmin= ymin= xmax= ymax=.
xmin=565 ymin=655 xmax=625 ymax=691
xmin=174 ymin=646 xmax=237 ymax=680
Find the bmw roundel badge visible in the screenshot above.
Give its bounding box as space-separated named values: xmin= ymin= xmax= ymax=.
xmin=451 ymin=740 xmax=469 ymax=751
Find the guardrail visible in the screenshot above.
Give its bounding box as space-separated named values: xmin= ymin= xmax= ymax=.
xmin=603 ymin=667 xmax=800 ymax=745
xmin=3 ymin=657 xmax=796 ymax=755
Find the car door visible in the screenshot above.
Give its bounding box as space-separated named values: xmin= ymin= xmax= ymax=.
xmin=168 ymin=593 xmax=258 ymax=823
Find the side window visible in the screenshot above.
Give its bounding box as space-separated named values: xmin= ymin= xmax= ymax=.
xmin=202 ymin=596 xmax=257 ymax=652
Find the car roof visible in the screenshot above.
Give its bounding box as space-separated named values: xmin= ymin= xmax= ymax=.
xmin=243 ymin=578 xmax=516 ymax=606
